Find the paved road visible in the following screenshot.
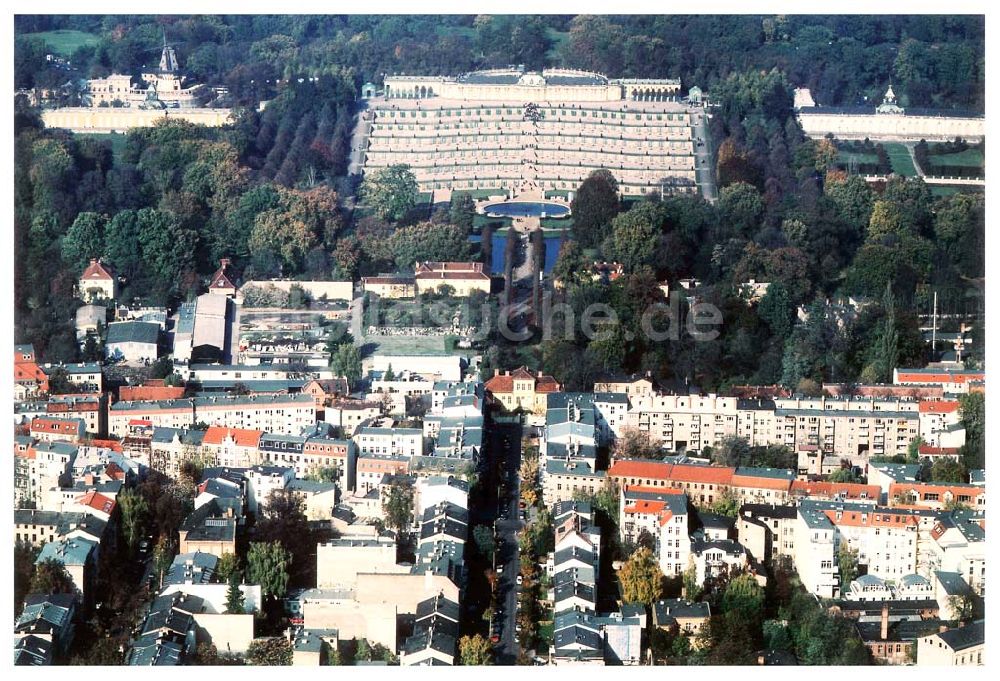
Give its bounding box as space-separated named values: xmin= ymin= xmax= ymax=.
xmin=691 ymin=108 xmax=718 ymax=203
xmin=490 ymin=422 xmax=524 ymax=664
xmin=503 ymin=232 xmax=534 ymax=336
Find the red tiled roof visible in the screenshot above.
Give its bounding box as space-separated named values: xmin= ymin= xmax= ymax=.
xmin=609 ymin=460 xmax=674 ymax=480
xmin=623 ymin=499 xmax=666 ymax=515
xmin=105 ymin=462 xmax=125 ymax=480
xmin=484 ymin=366 xmax=562 ymax=395
xmin=623 ymin=485 xmax=685 ymax=496
xmin=30 ymin=416 xmax=84 ymax=435
xmin=14 ymin=361 xmax=49 ymax=387
xmin=81 ymin=259 xmax=114 ymax=281
xmin=209 ymin=259 xmax=236 ymax=291
xmin=895 ymin=370 xmax=984 ymax=384
xmin=611 ymin=460 xmax=736 ymax=486
xmin=484 ymin=374 xmax=514 ymax=393
xmin=119 ymin=385 xmax=186 ymax=402
xmin=669 ymin=464 xmax=734 ymax=485
xmin=89 ymin=439 xmax=122 ymax=452
xmin=918 ymin=400 xmax=960 ymax=414
xmin=535 ymin=376 xmax=562 ymax=393
xmin=76 ymin=490 xmax=117 ymax=515
xmin=731 ymin=474 xmax=790 ymax=491
xmin=918 ymin=444 xmax=961 ymax=456
xmin=202 ymin=426 xmax=264 ymax=447
xmin=302 ymin=440 xmax=350 ymax=456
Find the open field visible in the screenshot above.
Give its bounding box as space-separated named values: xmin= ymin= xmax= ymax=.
xmin=76 ymin=132 xmax=128 ymax=160
xmin=883 ymin=143 xmax=917 ymax=176
xmin=928 ymin=148 xmax=985 ymax=169
xmin=23 ymin=30 xmax=100 ymax=56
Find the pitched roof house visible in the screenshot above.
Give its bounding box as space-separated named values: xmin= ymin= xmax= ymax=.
xmin=78 ymin=259 xmax=118 ymax=303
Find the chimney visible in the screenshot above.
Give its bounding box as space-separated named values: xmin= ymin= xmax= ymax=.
xmin=90 ymin=258 xmax=97 ymax=266
xmin=939 ymin=624 xmax=949 ymax=634
xmin=220 ymin=258 xmax=230 ymax=268
xmin=757 ymin=654 xmax=765 ymax=665
xmin=880 ymin=602 xmax=889 ymax=640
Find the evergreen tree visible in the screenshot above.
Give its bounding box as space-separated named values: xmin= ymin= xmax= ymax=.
xmin=225 ymin=573 xmax=246 ymax=614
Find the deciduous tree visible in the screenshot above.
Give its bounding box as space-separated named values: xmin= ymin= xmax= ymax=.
xmin=458 ymin=634 xmax=494 ymax=665
xmin=359 ymin=164 xmax=418 ymax=221
xmin=247 ymin=541 xmax=291 ymax=600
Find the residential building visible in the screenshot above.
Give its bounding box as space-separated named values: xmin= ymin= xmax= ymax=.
xmin=593 ymin=372 xmax=657 ymax=398
xmin=35 ymin=537 xmax=98 ymax=604
xmin=362 ymin=274 xmax=416 ymax=298
xmin=354 ymin=423 xmax=424 ymax=458
xmin=652 ymin=599 xmax=711 ymax=636
xmin=856 ymin=603 xmax=943 ymax=665
xmin=149 ymin=426 xmax=206 ymax=477
xmin=324 ymin=399 xmax=381 ymax=436
xmin=14 ymin=593 xmax=77 ymax=662
xmin=208 ymin=258 xmax=237 ymax=297
xmin=201 ymin=426 xmax=264 ymax=469
xmin=177 ymin=499 xmax=237 ymax=557
xmin=737 ymin=504 xmax=798 ymax=565
xmin=484 ymin=366 xmax=561 ymax=414
xmin=105 ymin=321 xmax=160 ymax=362
xmin=413 ymin=261 xmax=491 ymax=296
xmin=888 ymin=481 xmax=985 ymax=511
xmin=917 ymin=620 xmax=984 ymax=666
xmin=14 ymin=343 xmax=50 ymax=398
xmin=108 ymin=394 xmax=316 ymax=437
xmin=30 ymin=416 xmax=86 ymax=443
xmin=78 ymin=258 xmax=117 ymax=303
xmin=245 ymin=465 xmax=295 ymax=514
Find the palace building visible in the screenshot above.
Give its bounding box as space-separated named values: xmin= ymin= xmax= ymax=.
xmin=363 ymin=68 xmax=697 ymax=200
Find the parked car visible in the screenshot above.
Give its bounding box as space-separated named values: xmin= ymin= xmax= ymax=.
xmin=516 ymin=574 xmax=523 ymax=585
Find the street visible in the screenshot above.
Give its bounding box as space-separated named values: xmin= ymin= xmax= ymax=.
xmin=691 ymin=108 xmax=718 ymax=203
xmin=489 ymin=422 xmax=524 ymax=664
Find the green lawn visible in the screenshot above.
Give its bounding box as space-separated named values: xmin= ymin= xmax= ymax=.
xmin=474 ymin=214 xmax=511 ymax=229
xmin=540 ymin=217 xmax=573 ymax=229
xmin=883 ymin=143 xmax=917 ymax=177
xmin=451 ymin=188 xmax=506 ymax=202
xmin=23 ymin=30 xmax=100 ymax=57
xmin=76 ymin=132 xmax=128 ymax=161
xmin=928 ymin=148 xmax=985 ymax=169
xmin=930 ymin=186 xmax=962 ymax=198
